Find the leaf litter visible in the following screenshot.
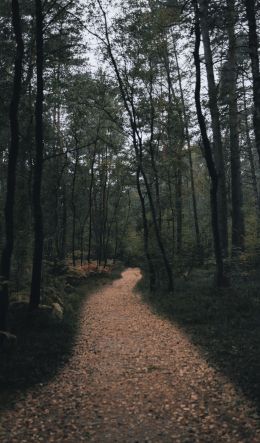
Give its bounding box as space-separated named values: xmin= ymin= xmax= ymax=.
xmin=0 ymin=268 xmax=260 ymax=442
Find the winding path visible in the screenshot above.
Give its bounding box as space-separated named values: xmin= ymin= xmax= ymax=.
xmin=1 ymin=268 xmax=260 ymax=442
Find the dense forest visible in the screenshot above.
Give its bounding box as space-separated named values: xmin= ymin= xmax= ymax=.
xmin=1 ymin=0 xmax=260 ymax=440
xmin=0 ymin=0 xmax=260 ymax=364
xmin=1 ymin=0 xmax=260 ymax=322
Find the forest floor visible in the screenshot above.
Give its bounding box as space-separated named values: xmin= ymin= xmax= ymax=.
xmin=1 ymin=268 xmax=260 ymax=442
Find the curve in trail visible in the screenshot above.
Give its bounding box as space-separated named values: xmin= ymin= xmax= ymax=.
xmin=0 ymin=268 xmax=260 ymax=443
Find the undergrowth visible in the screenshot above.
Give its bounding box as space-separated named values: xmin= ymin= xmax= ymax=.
xmin=0 ymin=262 xmax=124 ymax=409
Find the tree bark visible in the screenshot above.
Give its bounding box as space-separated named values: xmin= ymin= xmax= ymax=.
xmin=0 ymin=0 xmax=24 ymax=330
xmin=242 ymin=72 xmax=260 ymax=233
xmin=30 ymin=0 xmax=44 ymax=310
xmin=174 ymin=46 xmax=201 ymax=256
xmin=175 ymin=168 xmax=183 ymax=255
xmin=71 ymin=139 xmax=79 ymax=267
xmin=198 ymin=0 xmax=228 ymax=256
xmin=136 ymin=167 xmax=156 ymax=291
xmin=147 ymin=65 xmax=162 ymax=232
xmin=167 ymin=172 xmax=175 ymax=262
xmin=193 ymin=0 xmax=226 ymax=286
xmin=244 ymin=0 xmax=260 ymax=166
xmin=87 ymin=143 xmax=97 ymax=263
xmin=226 ymin=0 xmax=245 ymax=253
xmin=60 ymin=183 xmax=67 ymax=259
xmin=163 ymin=46 xmax=184 ymax=256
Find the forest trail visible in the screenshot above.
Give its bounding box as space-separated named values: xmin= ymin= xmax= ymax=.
xmin=1 ymin=268 xmax=260 ymax=443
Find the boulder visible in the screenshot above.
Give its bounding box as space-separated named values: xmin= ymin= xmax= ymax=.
xmin=29 ymin=304 xmax=64 ymax=325
xmin=51 ymin=303 xmax=63 ymax=321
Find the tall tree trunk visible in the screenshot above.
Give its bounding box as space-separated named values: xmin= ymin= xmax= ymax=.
xmin=87 ymin=144 xmax=97 ymax=264
xmin=175 ymin=167 xmax=183 ymax=255
xmin=140 ymin=160 xmax=174 ymax=291
xmin=148 ymin=65 xmax=162 ymax=232
xmin=101 ymin=145 xmax=109 ymax=265
xmin=136 ymin=167 xmax=156 ymax=291
xmin=167 ymin=172 xmax=175 ymax=262
xmin=30 ymin=0 xmax=44 ymax=310
xmin=242 ymin=72 xmax=260 ymax=233
xmin=104 ymin=191 xmax=121 ymax=267
xmin=198 ymin=0 xmax=228 ymax=256
xmin=113 ymin=219 xmax=119 ymax=264
xmin=193 ymin=0 xmax=226 ymax=287
xmin=227 ymin=0 xmax=245 ymax=253
xmin=115 ymin=189 xmax=131 ymax=263
xmin=174 ymin=46 xmax=201 ymax=256
xmin=244 ymin=0 xmax=260 ymax=166
xmin=60 ymin=183 xmax=67 ymax=260
xmin=0 ymin=0 xmax=24 ymax=330
xmin=163 ymin=46 xmax=184 ymax=256
xmin=71 ymin=142 xmax=79 ymax=267
xmin=80 ymin=198 xmax=91 ymax=266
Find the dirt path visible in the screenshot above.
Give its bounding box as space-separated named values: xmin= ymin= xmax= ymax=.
xmin=1 ymin=268 xmax=260 ymax=442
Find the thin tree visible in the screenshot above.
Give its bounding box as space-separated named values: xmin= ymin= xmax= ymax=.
xmin=241 ymin=71 xmax=260 ymax=233
xmin=193 ymin=0 xmax=226 ymax=286
xmin=30 ymin=0 xmax=44 ymax=310
xmin=198 ymin=0 xmax=228 ymax=256
xmin=71 ymin=136 xmax=79 ymax=267
xmin=173 ymin=45 xmax=202 ymax=257
xmin=87 ymin=142 xmax=98 ymax=264
xmin=244 ymin=0 xmax=260 ymax=166
xmin=0 ymin=0 xmax=24 ymax=330
xmin=226 ymin=0 xmax=245 ymax=253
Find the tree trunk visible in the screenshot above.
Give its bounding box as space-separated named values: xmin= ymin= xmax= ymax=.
xmin=101 ymin=145 xmax=109 ymax=265
xmin=30 ymin=0 xmax=44 ymax=310
xmin=163 ymin=46 xmax=184 ymax=257
xmin=136 ymin=167 xmax=156 ymax=291
xmin=244 ymin=0 xmax=260 ymax=166
xmin=175 ymin=168 xmax=183 ymax=255
xmin=71 ymin=141 xmax=79 ymax=267
xmin=79 ymin=206 xmax=90 ymax=267
xmin=198 ymin=0 xmax=228 ymax=256
xmin=141 ymin=162 xmax=174 ymax=291
xmin=87 ymin=144 xmax=97 ymax=263
xmin=174 ymin=46 xmax=201 ymax=256
xmin=114 ymin=189 xmax=131 ymax=263
xmin=0 ymin=0 xmax=24 ymax=330
xmin=242 ymin=72 xmax=260 ymax=233
xmin=227 ymin=0 xmax=245 ymax=253
xmin=193 ymin=0 xmax=226 ymax=287
xmin=60 ymin=183 xmax=67 ymax=260
xmin=148 ymin=66 xmax=162 ymax=232
xmin=104 ymin=191 xmax=121 ymax=267
xmin=113 ymin=219 xmax=119 ymax=264
xmin=167 ymin=172 xmax=175 ymax=262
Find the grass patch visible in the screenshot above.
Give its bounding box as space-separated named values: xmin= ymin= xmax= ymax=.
xmin=0 ymin=263 xmax=123 ymax=410
xmin=138 ymin=266 xmax=260 ymax=411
